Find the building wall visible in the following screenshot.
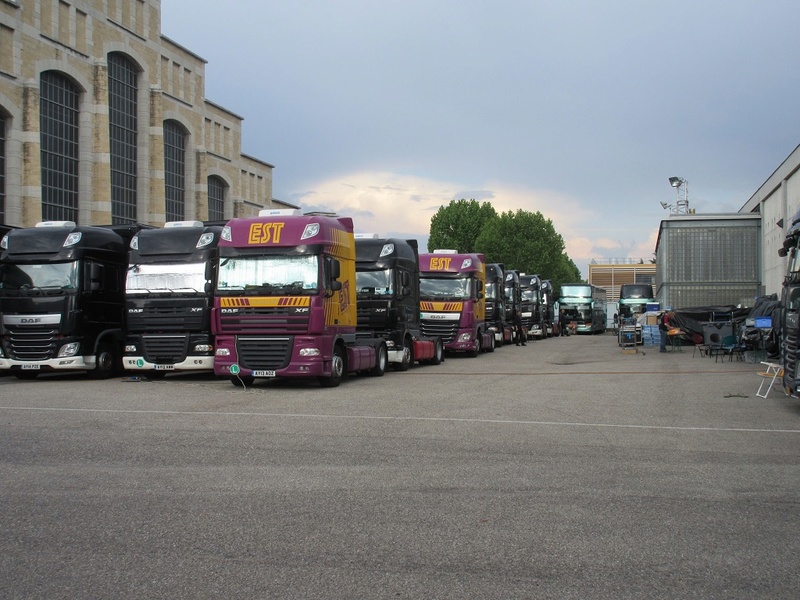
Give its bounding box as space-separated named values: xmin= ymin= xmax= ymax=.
xmin=739 ymin=143 xmax=800 ymax=297
xmin=655 ymin=215 xmax=761 ymax=308
xmin=0 ymin=0 xmax=274 ymax=227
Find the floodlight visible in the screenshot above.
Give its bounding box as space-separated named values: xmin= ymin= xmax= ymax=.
xmin=660 ymin=201 xmax=670 ymax=209
xmin=668 ymin=176 xmax=684 ymax=188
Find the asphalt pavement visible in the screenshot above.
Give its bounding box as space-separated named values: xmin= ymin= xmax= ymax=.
xmin=2 ymin=333 xmax=799 ymax=599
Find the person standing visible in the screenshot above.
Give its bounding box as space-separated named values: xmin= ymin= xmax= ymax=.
xmin=659 ymin=311 xmax=672 ymax=353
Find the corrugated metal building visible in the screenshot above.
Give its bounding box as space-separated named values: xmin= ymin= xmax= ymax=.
xmin=655 ymin=214 xmax=761 ymax=309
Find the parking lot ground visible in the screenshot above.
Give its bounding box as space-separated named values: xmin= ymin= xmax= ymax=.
xmin=2 ymin=333 xmax=800 ymax=599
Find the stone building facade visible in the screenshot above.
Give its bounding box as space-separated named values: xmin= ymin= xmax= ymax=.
xmin=0 ymin=0 xmax=276 ymax=228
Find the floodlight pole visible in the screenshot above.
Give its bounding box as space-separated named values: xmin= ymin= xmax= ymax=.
xmin=668 ymin=177 xmax=689 ymax=215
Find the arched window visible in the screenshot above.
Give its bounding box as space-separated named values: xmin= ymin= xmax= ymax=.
xmin=163 ymin=120 xmax=186 ymax=222
xmin=208 ymin=175 xmax=226 ymax=221
xmin=0 ymin=113 xmax=5 ymax=224
xmin=108 ymin=53 xmax=138 ymax=224
xmin=40 ymin=71 xmax=80 ymax=222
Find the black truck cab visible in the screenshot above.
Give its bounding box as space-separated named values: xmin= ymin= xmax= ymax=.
xmin=355 ymin=235 xmax=443 ymax=369
xmin=124 ymin=221 xmax=222 ymax=376
xmin=0 ymin=221 xmax=136 ymax=379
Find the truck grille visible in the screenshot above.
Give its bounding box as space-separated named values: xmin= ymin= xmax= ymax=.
xmin=221 ymin=307 xmax=309 ymax=334
xmin=142 ymin=335 xmax=188 ymax=363
xmin=420 ymin=321 xmax=459 ymax=344
xmin=128 ymin=305 xmax=205 ymax=332
xmin=236 ymin=336 xmax=292 ymax=370
xmin=7 ymin=326 xmax=58 ymax=361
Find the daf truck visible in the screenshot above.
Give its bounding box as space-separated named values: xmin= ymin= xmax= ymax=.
xmin=0 ymin=221 xmax=138 ymax=379
xmin=354 ymin=235 xmax=444 ymax=368
xmin=123 ymin=221 xmax=222 ymax=376
xmin=418 ymin=250 xmax=495 ymax=356
xmin=212 ymin=210 xmax=387 ymax=387
xmin=484 ymin=263 xmax=512 ymax=346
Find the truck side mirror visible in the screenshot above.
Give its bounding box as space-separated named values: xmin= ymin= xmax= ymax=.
xmin=330 ymin=258 xmax=341 ymax=281
xmin=331 ymin=280 xmax=342 ymax=292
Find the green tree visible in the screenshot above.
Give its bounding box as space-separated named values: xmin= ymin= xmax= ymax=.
xmin=428 ymin=199 xmax=498 ymax=253
xmin=474 ymin=209 xmax=581 ymax=290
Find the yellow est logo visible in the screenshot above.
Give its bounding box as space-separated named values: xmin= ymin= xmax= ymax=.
xmin=430 ymin=256 xmax=452 ymax=270
xmin=248 ymin=222 xmax=285 ymax=244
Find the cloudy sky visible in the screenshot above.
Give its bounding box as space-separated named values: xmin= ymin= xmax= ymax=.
xmin=161 ymin=0 xmax=799 ymax=277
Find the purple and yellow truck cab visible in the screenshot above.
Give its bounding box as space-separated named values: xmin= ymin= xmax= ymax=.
xmin=212 ymin=209 xmax=386 ymax=387
xmin=418 ymin=250 xmax=495 ymax=356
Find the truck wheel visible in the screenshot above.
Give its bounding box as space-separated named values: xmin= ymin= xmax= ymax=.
xmin=370 ymin=343 xmax=388 ymax=376
xmin=429 ymin=338 xmax=444 ymax=365
xmin=230 ymin=375 xmax=255 ymax=388
xmin=466 ymin=335 xmax=481 ymax=358
xmin=89 ymin=343 xmax=117 ymax=379
xmin=485 ymin=334 xmax=495 ymax=353
xmin=319 ymin=344 xmax=345 ymax=388
xmin=393 ymin=337 xmax=413 ymax=371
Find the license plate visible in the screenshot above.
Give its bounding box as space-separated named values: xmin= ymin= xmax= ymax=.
xmin=21 ymin=364 xmax=41 ymax=370
xmin=153 ymin=364 xmax=175 ymax=370
xmin=251 ymin=370 xmax=276 ymax=377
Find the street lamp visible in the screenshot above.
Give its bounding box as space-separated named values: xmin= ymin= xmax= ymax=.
xmin=668 ymin=177 xmax=689 ymax=215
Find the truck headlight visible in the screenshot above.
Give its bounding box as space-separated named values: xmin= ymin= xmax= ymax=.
xmin=57 ymin=342 xmax=80 ymax=357
xmin=457 ymin=333 xmax=472 ymax=342
xmin=215 ymin=348 xmax=231 ymax=356
xmin=299 ymin=348 xmax=320 ymax=357
xmin=194 ymin=344 xmax=213 ymax=353
xmin=124 ymin=344 xmax=137 ymax=353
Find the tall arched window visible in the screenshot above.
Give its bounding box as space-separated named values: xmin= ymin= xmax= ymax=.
xmin=163 ymin=120 xmax=186 ymax=222
xmin=108 ymin=53 xmax=138 ymax=224
xmin=40 ymin=71 xmax=80 ymax=222
xmin=207 ymin=175 xmax=226 ymax=222
xmin=0 ymin=113 xmax=5 ymax=224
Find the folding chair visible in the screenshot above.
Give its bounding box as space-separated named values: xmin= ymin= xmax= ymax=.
xmin=756 ymin=363 xmax=783 ymax=398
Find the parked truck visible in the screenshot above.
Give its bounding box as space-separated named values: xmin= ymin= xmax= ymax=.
xmin=778 ymin=210 xmax=800 ymax=395
xmin=212 ymin=209 xmax=387 ymax=387
xmin=484 ymin=263 xmax=513 ymax=346
xmin=519 ymin=273 xmax=546 ymax=339
xmin=504 ymin=269 xmax=525 ymax=343
xmin=541 ymin=279 xmax=555 ymax=337
xmin=354 ymin=235 xmax=444 ymax=368
xmin=418 ymin=250 xmax=495 ymax=356
xmin=123 ymin=221 xmax=222 ymax=377
xmin=0 ymin=220 xmax=139 ymax=379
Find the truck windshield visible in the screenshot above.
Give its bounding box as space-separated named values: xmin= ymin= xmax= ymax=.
xmin=217 ymin=255 xmax=319 ymax=295
xmin=0 ymin=261 xmax=78 ymax=292
xmin=126 ymin=262 xmax=206 ymax=294
xmin=485 ymin=282 xmax=500 ymax=301
xmin=419 ymin=277 xmax=470 ymax=300
xmin=356 ymin=269 xmax=393 ymax=297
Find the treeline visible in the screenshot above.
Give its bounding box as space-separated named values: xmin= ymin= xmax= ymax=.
xmin=428 ymin=199 xmax=582 ymax=292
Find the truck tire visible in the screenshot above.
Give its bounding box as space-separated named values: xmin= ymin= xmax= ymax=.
xmin=485 ymin=334 xmax=495 ymax=353
xmin=430 ymin=338 xmax=444 ymax=365
xmin=369 ymin=342 xmax=388 ymax=376
xmin=393 ymin=337 xmax=413 ymax=371
xmin=319 ymin=344 xmax=345 ymax=387
xmin=89 ymin=343 xmax=117 ymax=379
xmin=466 ymin=335 xmax=481 ymax=358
